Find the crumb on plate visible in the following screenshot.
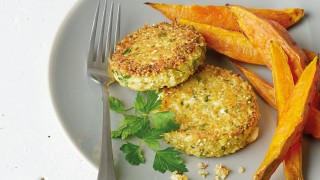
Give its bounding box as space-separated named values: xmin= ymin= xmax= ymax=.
xmin=198 ymin=170 xmax=209 ymax=178
xmin=197 ymin=162 xmax=208 ymax=169
xmin=238 ymin=166 xmax=245 ymax=173
xmin=214 ymin=164 xmax=230 ymax=180
xmin=171 ymin=171 xmax=188 ymax=180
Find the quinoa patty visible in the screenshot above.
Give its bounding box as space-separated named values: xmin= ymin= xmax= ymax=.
xmin=160 ymin=64 xmax=260 ymax=157
xmin=110 ymin=22 xmax=206 ymax=91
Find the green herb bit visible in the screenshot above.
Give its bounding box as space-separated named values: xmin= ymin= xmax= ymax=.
xmin=192 ymin=59 xmax=198 ymax=68
xmin=150 ymin=111 xmax=178 ymax=132
xmin=204 ymin=95 xmax=209 ymax=102
xmin=153 ymin=147 xmax=188 ymax=173
xmin=199 ymin=151 xmax=206 ymax=158
xmin=199 ymin=123 xmax=208 ymax=131
xmin=119 ymin=75 xmax=131 ymax=80
xmin=136 ymin=128 xmax=164 ymax=150
xmin=134 ymin=91 xmax=162 ymax=114
xmin=116 ymin=72 xmax=131 ymax=81
xmin=121 ymin=48 xmax=132 ymax=55
xmin=109 ymin=96 xmax=125 ymax=113
xmin=114 ymin=71 xmax=131 ymax=87
xmin=194 ymin=76 xmax=202 ymax=82
xmin=158 ymin=32 xmax=167 ymax=37
xmin=221 ymin=146 xmax=226 ymax=152
xmin=120 ymin=142 xmax=145 ymax=165
xmin=170 ymin=68 xmax=183 ymax=73
xmin=184 ymin=126 xmax=191 ymax=132
xmin=111 ymin=115 xmax=149 ymax=139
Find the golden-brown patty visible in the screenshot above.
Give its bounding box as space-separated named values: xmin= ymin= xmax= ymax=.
xmin=160 ymin=64 xmax=260 ymax=157
xmin=110 ymin=22 xmax=206 ymax=91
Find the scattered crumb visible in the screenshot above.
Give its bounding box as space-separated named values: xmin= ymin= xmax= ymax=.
xmin=198 ymin=170 xmax=209 ymax=178
xmin=171 ymin=171 xmax=188 ymax=180
xmin=238 ymin=166 xmax=245 ymax=173
xmin=197 ymin=162 xmax=208 ymax=169
xmin=214 ymin=164 xmax=230 ymax=180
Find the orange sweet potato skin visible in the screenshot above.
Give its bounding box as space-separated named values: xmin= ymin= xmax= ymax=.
xmin=270 ymin=42 xmax=302 ymax=180
xmin=236 ymin=49 xmax=318 ymax=179
xmin=227 ymin=4 xmax=307 ymax=81
xmin=150 ymin=2 xmax=314 ymax=72
xmin=251 ymin=8 xmax=304 ymax=29
xmin=270 ymin=42 xmax=294 ymax=116
xmin=303 ymin=49 xmax=319 ymax=65
xmin=146 ymin=3 xmax=304 ymax=31
xmin=178 ymin=19 xmax=264 ymax=65
xmin=304 ymin=107 xmax=320 ymax=139
xmin=284 ymin=138 xmax=303 ymax=180
xmin=253 ymin=59 xmax=319 ymax=180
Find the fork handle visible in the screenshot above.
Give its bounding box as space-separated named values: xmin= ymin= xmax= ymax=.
xmin=97 ymin=86 xmax=116 ymax=180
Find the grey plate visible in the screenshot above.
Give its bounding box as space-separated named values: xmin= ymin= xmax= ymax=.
xmin=49 ymin=0 xmax=320 ymax=179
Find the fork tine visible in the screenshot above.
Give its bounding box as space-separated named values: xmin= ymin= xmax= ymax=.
xmin=96 ymin=0 xmax=108 ymax=63
xmin=87 ymin=1 xmax=100 ymax=63
xmin=105 ymin=1 xmax=114 ymax=61
xmin=113 ymin=3 xmax=121 ymax=53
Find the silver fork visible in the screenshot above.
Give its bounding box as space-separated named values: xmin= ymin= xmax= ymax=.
xmin=87 ymin=1 xmax=120 ymax=180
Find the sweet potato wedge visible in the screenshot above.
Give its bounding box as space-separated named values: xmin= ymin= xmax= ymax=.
xmin=178 ymin=19 xmax=264 ymax=65
xmin=284 ymin=138 xmax=303 ymax=180
xmin=146 ymin=3 xmax=304 ymax=31
xmin=253 ymin=59 xmax=319 ymax=180
xmin=270 ymin=41 xmax=294 ymax=115
xmin=227 ymin=4 xmax=307 ymax=81
xmin=177 ymin=20 xmax=318 ymax=69
xmin=179 ymin=19 xmax=318 ymax=69
xmin=270 ymin=41 xmax=302 ymax=180
xmin=174 ymin=16 xmax=316 ymax=69
xmin=304 ymin=107 xmax=320 ymax=139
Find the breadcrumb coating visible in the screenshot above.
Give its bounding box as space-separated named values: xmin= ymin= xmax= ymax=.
xmin=161 ymin=64 xmax=260 ymax=157
xmin=110 ymin=22 xmax=206 ymax=91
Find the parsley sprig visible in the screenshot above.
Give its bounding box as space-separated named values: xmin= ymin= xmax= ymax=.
xmin=110 ymin=91 xmax=188 ymax=173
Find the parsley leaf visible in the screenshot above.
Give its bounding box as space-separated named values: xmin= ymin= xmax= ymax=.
xmin=134 ymin=92 xmax=145 ymax=112
xmin=111 ymin=115 xmax=149 ymax=139
xmin=120 ymin=142 xmax=145 ymax=165
xmin=134 ymin=91 xmax=162 ymax=113
xmin=111 ymin=90 xmax=188 ymax=174
xmin=145 ymin=91 xmax=162 ymax=112
xmin=153 ymin=147 xmax=188 ymax=173
xmin=109 ymin=96 xmax=125 ymax=113
xmin=136 ymin=128 xmax=164 ymax=150
xmin=150 ymin=111 xmax=179 ymax=132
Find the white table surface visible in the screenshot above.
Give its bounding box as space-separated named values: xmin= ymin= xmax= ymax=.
xmin=0 ymin=0 xmax=97 ymax=179
xmin=1 ymin=0 xmax=320 ymax=180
